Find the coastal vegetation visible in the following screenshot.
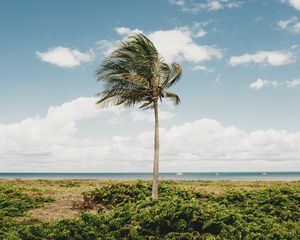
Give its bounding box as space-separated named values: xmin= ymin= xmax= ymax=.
xmin=95 ymin=33 xmax=182 ymax=199
xmin=1 ymin=179 xmax=299 ymax=239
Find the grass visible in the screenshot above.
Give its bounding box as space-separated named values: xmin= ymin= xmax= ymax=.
xmin=1 ymin=179 xmax=299 ymax=223
xmin=0 ymin=179 xmax=300 ymax=240
xmin=1 ymin=179 xmax=299 ymax=239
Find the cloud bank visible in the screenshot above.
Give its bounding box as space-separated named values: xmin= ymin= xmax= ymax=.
xmin=1 ymin=97 xmax=300 ymax=172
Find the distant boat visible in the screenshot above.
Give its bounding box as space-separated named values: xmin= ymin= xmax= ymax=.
xmin=260 ymin=172 xmax=267 ymax=176
xmin=176 ymin=172 xmax=183 ymax=176
xmin=214 ymin=172 xmax=219 ymax=176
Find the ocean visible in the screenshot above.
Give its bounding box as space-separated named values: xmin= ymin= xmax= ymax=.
xmin=0 ymin=172 xmax=299 ymax=181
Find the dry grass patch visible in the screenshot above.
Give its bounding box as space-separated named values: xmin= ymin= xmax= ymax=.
xmin=1 ymin=179 xmax=299 ymax=222
xmin=175 ymin=180 xmax=300 ymax=195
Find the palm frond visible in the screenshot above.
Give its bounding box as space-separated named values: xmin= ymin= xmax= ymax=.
xmin=162 ymin=63 xmax=182 ymax=88
xmin=95 ymin=33 xmax=182 ymax=109
xmin=139 ymin=101 xmax=154 ymax=110
xmin=96 ymin=85 xmax=151 ymax=108
xmin=164 ymin=91 xmax=181 ymax=105
xmin=106 ymin=34 xmax=160 ymax=85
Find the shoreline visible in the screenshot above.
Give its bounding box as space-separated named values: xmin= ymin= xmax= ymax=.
xmin=1 ymin=178 xmax=300 ymax=182
xmin=1 ymin=171 xmax=299 ymax=181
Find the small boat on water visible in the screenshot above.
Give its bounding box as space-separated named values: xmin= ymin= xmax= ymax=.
xmin=176 ymin=172 xmax=183 ymax=176
xmin=260 ymin=172 xmax=267 ymax=176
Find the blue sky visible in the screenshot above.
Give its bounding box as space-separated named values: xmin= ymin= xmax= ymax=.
xmin=1 ymin=0 xmax=300 ymax=172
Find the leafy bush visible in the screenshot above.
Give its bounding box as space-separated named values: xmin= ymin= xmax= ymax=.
xmin=1 ymin=182 xmax=299 ymax=240
xmin=82 ymin=181 xmax=202 ymax=208
xmin=0 ymin=185 xmax=53 ymax=218
xmin=0 ymin=185 xmax=54 ymax=240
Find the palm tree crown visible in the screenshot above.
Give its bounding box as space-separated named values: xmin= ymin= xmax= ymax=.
xmin=95 ymin=33 xmax=181 ymax=109
xmin=96 ymin=33 xmax=182 ymax=199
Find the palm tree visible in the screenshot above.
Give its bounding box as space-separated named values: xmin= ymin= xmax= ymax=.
xmin=95 ymin=33 xmax=182 ymax=199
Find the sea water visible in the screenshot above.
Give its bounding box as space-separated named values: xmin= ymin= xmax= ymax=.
xmin=0 ymin=172 xmax=299 ymax=181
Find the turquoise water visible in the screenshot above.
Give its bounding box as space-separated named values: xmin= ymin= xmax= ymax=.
xmin=0 ymin=172 xmax=299 ymax=181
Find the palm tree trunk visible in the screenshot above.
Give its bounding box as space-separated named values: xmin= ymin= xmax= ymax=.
xmin=152 ymin=99 xmax=159 ymax=199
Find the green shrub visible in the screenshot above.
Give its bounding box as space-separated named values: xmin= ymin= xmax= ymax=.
xmin=0 ymin=185 xmax=53 ymax=218
xmin=1 ymin=182 xmax=299 ymax=240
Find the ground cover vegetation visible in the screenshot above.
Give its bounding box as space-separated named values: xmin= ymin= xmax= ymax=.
xmin=0 ymin=180 xmax=299 ymax=239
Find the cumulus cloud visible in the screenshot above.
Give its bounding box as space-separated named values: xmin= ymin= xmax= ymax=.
xmin=36 ymin=47 xmax=95 ymax=68
xmin=278 ymin=17 xmax=300 ymax=33
xmin=158 ymin=119 xmax=300 ymax=164
xmin=283 ymin=0 xmax=300 ymax=11
xmin=98 ymin=26 xmax=222 ymax=64
xmin=249 ymin=78 xmax=279 ymax=90
xmin=0 ymin=97 xmax=118 ymax=157
xmin=249 ymin=78 xmax=300 ymax=90
xmin=229 ymin=50 xmax=294 ymax=66
xmin=130 ymin=110 xmax=176 ymax=122
xmin=148 ymin=27 xmax=222 ymax=63
xmin=168 ymin=0 xmax=241 ymax=13
xmin=1 ymin=98 xmax=300 ymax=172
xmin=115 ymin=27 xmax=143 ymax=36
xmin=192 ymin=65 xmax=207 ymax=71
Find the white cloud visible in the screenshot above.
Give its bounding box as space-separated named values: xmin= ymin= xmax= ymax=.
xmin=229 ymin=50 xmax=294 ymax=66
xmin=130 ymin=110 xmax=176 ymax=122
xmin=115 ymin=27 xmax=143 ymax=36
xmin=96 ymin=40 xmax=119 ymax=57
xmin=36 ymin=47 xmax=95 ymax=68
xmin=0 ymin=97 xmax=116 ymax=152
xmin=191 ymin=22 xmax=208 ymax=38
xmin=1 ymin=98 xmax=300 ymax=172
xmin=193 ymin=29 xmax=207 ymax=38
xmin=250 ymin=78 xmax=279 ymax=90
xmin=286 ymin=78 xmax=300 ymax=88
xmin=227 ymin=1 xmax=240 ymax=8
xmin=168 ymin=0 xmax=241 ymax=13
xmin=278 ymin=17 xmax=300 ymax=33
xmin=96 ymin=27 xmax=144 ymax=57
xmin=284 ymin=0 xmax=300 ymax=11
xmin=249 ymin=78 xmax=300 ymax=90
xmin=207 ymin=0 xmax=223 ymax=10
xmin=98 ymin=26 xmax=222 ymax=64
xmin=192 ymin=65 xmax=207 ymax=71
xmin=148 ymin=27 xmax=222 ymax=63
xmin=168 ymin=0 xmax=185 ymax=6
